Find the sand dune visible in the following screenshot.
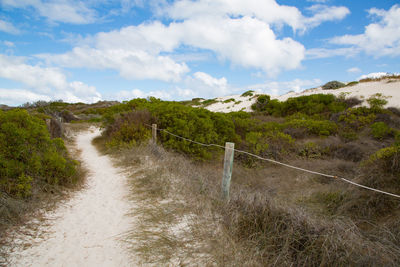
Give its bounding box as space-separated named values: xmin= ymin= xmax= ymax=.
xmin=204 ymin=79 xmax=400 ymax=113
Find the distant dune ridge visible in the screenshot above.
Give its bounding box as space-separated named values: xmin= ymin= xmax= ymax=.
xmin=201 ymin=73 xmax=400 ymax=113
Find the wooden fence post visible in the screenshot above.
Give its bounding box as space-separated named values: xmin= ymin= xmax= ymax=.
xmin=221 ymin=142 xmax=235 ymax=201
xmin=152 ymin=124 xmax=157 ymax=143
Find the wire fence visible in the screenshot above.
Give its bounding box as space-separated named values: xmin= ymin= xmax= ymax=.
xmin=144 ymin=123 xmax=400 ymax=199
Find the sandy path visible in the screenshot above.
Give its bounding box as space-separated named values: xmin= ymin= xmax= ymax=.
xmin=5 ymin=128 xmax=134 ymax=266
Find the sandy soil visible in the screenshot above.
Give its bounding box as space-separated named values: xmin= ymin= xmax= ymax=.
xmin=204 ymin=79 xmax=400 ymax=113
xmin=3 ymin=127 xmax=135 ymax=267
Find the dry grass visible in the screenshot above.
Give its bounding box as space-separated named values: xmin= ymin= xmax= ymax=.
xmin=94 ymin=135 xmax=400 ymax=266
xmin=359 ymin=75 xmax=400 ymax=83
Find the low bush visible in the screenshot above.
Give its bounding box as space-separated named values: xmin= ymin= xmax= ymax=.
xmin=252 ymin=94 xmax=347 ymax=118
xmin=223 ymin=98 xmax=235 ymax=103
xmin=367 ymin=93 xmax=388 ymax=112
xmin=322 ymin=80 xmax=345 ymax=90
xmin=345 ymin=81 xmax=359 ymax=87
xmin=103 ymin=99 xmax=237 ymax=159
xmin=241 ymin=90 xmax=254 ymax=97
xmin=283 ymin=118 xmax=338 ymax=137
xmin=370 ymin=122 xmax=392 ymax=140
xmin=298 ymin=142 xmax=325 ymax=159
xmin=201 ymin=99 xmax=218 ymax=107
xmin=338 ymin=107 xmax=376 ymax=130
xmin=104 ymin=110 xmax=153 ymax=147
xmin=366 ymin=145 xmax=400 ymax=174
xmin=0 ymin=109 xmax=78 ymax=198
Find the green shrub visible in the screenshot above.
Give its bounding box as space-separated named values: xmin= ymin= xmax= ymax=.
xmin=245 ymin=132 xmax=269 ymax=155
xmin=345 ymin=81 xmax=359 ymax=87
xmin=338 ymin=128 xmax=359 ymax=142
xmin=241 ymin=90 xmax=254 ymax=97
xmin=284 ymin=118 xmax=338 ymax=137
xmin=252 ymin=94 xmax=346 ymax=117
xmin=366 ymin=145 xmax=400 ymax=174
xmin=0 ymin=109 xmax=78 ymax=198
xmin=370 ymin=122 xmax=392 ymax=140
xmin=223 ymin=98 xmax=235 ymax=103
xmin=298 ymin=142 xmax=323 ymax=158
xmin=322 ymin=81 xmax=345 ymax=90
xmin=104 ymin=110 xmax=153 ymax=147
xmin=103 ymin=99 xmax=237 ymax=159
xmin=338 ymin=107 xmax=376 ymax=130
xmin=367 ymin=93 xmax=388 ymax=112
xmin=201 ymin=99 xmax=218 ymax=107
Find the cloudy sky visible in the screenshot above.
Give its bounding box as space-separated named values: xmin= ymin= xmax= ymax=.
xmin=0 ymin=0 xmax=399 ymax=105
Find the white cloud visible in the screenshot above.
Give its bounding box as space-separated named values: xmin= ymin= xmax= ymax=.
xmin=305 ymin=5 xmax=350 ymax=29
xmin=0 ymin=19 xmax=20 ymax=34
xmin=161 ymin=0 xmax=349 ymax=32
xmin=179 ymin=72 xmax=231 ymax=99
xmin=1 ymin=0 xmax=97 ymax=24
xmin=38 ymin=0 xmax=350 ymax=79
xmin=41 ymin=15 xmax=305 ymax=78
xmin=306 ymin=47 xmax=359 ymax=59
xmin=176 ymin=16 xmax=305 ymax=76
xmin=112 ymin=72 xmax=232 ymax=101
xmin=29 ymin=0 xmax=351 ymax=88
xmin=0 ymin=54 xmax=101 ymax=104
xmin=0 ymin=88 xmax=51 ymax=106
xmin=331 ymin=4 xmax=400 ymax=57
xmin=347 ymin=67 xmax=361 ymax=73
xmin=3 ymin=41 xmax=15 ymax=47
xmin=248 ymin=78 xmax=322 ymax=95
xmin=358 ymin=72 xmax=399 ymax=80
xmin=113 ymin=89 xmax=172 ymax=101
xmin=41 ymin=47 xmax=189 ymax=82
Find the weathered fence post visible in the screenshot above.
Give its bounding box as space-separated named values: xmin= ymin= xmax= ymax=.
xmin=221 ymin=142 xmax=235 ymax=201
xmin=152 ymin=124 xmax=157 ymax=143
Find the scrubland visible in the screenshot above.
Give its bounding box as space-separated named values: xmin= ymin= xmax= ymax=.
xmin=1 ymin=77 xmax=400 ymax=265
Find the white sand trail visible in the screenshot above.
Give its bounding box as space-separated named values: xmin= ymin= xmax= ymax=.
xmin=5 ymin=127 xmax=134 ymax=267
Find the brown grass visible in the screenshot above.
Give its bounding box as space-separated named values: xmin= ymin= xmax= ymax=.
xmin=95 ymin=135 xmax=400 ymax=266
xmin=359 ymin=75 xmax=400 ymax=83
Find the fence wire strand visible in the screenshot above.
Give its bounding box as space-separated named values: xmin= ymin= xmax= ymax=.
xmin=144 ymin=123 xmax=400 ymax=199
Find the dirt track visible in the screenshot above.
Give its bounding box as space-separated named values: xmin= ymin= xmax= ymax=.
xmin=4 ymin=128 xmax=134 ymax=266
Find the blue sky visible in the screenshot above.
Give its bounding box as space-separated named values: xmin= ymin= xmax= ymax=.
xmin=0 ymin=0 xmax=399 ymax=105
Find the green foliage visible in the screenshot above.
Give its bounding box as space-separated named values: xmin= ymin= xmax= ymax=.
xmin=367 ymin=93 xmax=388 ymax=112
xmin=395 ymin=131 xmax=400 ymax=146
xmin=284 ymin=118 xmax=338 ymax=136
xmin=201 ymin=99 xmax=218 ymax=107
xmin=104 ymin=99 xmax=237 ymax=159
xmin=298 ymin=142 xmax=324 ymax=158
xmin=366 ymin=145 xmax=400 ymax=174
xmin=338 ymin=107 xmax=376 ymax=130
xmin=241 ymin=90 xmax=254 ymax=97
xmin=322 ymin=81 xmax=345 ymax=90
xmin=179 ymin=98 xmax=204 ymax=106
xmin=245 ymin=132 xmax=269 ymax=155
xmin=0 ymin=109 xmax=77 ymax=198
xmin=223 ymin=98 xmax=235 ymax=103
xmin=251 ymin=95 xmax=274 ymax=114
xmin=345 ymin=81 xmax=359 ymax=87
xmin=105 ymin=110 xmax=152 ymax=147
xmin=252 ymin=94 xmax=346 ymax=117
xmin=242 ymin=129 xmax=294 ymax=163
xmin=370 ymin=122 xmax=392 ymax=140
xmin=338 ymin=128 xmax=359 ymax=142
